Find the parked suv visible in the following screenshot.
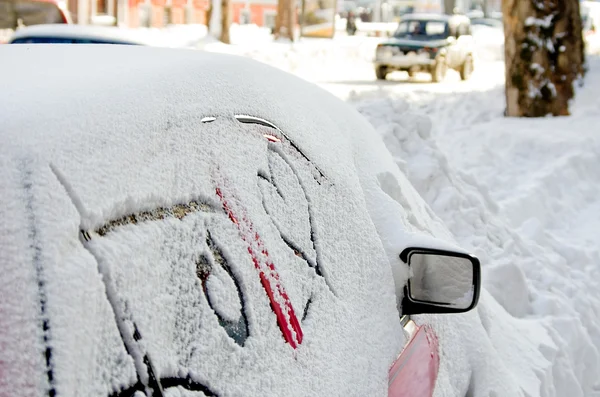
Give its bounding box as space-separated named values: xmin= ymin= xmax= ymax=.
xmin=374 ymin=14 xmax=475 ymax=82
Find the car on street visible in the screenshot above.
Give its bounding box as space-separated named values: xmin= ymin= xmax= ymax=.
xmin=374 ymin=14 xmax=476 ymax=82
xmin=0 ymin=44 xmax=481 ymax=397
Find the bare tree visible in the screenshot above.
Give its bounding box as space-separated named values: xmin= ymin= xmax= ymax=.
xmin=274 ymin=0 xmax=295 ymax=41
xmin=220 ymin=0 xmax=231 ymax=43
xmin=443 ymin=0 xmax=455 ymax=15
xmin=503 ymin=0 xmax=585 ymax=117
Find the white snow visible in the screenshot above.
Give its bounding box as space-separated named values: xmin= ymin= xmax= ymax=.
xmin=3 ymin=22 xmax=600 ymax=397
xmin=525 ymin=15 xmax=554 ymax=29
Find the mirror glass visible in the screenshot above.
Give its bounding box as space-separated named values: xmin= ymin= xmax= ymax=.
xmin=408 ymin=252 xmax=475 ymax=310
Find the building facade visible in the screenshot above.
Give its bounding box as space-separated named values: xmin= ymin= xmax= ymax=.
xmin=70 ymin=0 xmax=279 ymax=27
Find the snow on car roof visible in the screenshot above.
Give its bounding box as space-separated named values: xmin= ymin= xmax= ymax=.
xmin=0 ymin=44 xmax=415 ymax=396
xmin=8 ymin=24 xmax=173 ymax=46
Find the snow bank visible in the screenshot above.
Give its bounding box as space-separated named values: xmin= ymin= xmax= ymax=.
xmin=202 ymin=29 xmax=381 ymax=82
xmin=353 ymin=57 xmax=600 ymax=396
xmin=471 ymin=24 xmax=504 ymax=61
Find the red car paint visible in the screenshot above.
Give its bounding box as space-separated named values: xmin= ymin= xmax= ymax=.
xmin=215 ymin=183 xmax=303 ymax=349
xmin=388 ymin=323 xmax=440 ymax=397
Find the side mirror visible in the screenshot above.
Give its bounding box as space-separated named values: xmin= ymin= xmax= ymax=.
xmin=447 ymin=36 xmax=457 ymax=43
xmin=400 ymin=247 xmax=481 ymax=315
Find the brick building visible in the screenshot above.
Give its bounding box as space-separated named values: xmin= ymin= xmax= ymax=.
xmin=70 ymin=0 xmax=278 ymax=28
xmin=69 ymin=0 xmax=209 ymax=27
xmin=232 ymin=0 xmax=277 ymax=29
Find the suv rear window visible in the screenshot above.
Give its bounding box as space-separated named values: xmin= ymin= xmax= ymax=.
xmin=0 ymin=0 xmax=67 ymax=29
xmin=393 ymin=20 xmax=449 ymax=40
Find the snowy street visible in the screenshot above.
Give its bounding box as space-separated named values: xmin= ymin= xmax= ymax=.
xmin=201 ymin=26 xmax=600 ymax=396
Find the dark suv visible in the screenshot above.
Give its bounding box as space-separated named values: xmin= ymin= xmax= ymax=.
xmin=374 ymin=14 xmax=475 ymax=82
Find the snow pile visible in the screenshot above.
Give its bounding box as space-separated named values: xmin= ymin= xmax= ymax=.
xmin=352 ymin=58 xmax=600 ymax=396
xmin=133 ymin=24 xmax=208 ymax=47
xmin=471 ymin=24 xmax=504 ymax=61
xmin=202 ymin=30 xmax=381 ymax=82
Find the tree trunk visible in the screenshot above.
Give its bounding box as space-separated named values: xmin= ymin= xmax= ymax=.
xmin=503 ymin=0 xmax=585 ymax=117
xmin=274 ymin=0 xmax=294 ymax=41
xmin=275 ymin=0 xmax=284 ymax=39
xmin=206 ymin=3 xmax=212 ymax=28
xmin=443 ymin=0 xmax=455 ymax=15
xmin=220 ymin=0 xmax=231 ymax=43
xmin=286 ymin=0 xmax=295 ymax=40
xmin=220 ymin=0 xmax=231 ymax=44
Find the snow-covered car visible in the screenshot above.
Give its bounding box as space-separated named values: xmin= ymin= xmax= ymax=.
xmin=0 ymin=45 xmax=481 ymax=397
xmin=374 ymin=14 xmax=476 ymax=82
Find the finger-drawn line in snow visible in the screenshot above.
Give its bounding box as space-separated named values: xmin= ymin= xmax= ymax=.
xmin=234 ymin=114 xmax=328 ymax=184
xmin=52 ymin=164 xmax=221 ymax=397
xmin=197 ymin=230 xmax=249 ymax=346
xmin=95 ymin=200 xmax=217 ymax=236
xmin=50 ymin=115 xmax=335 ymax=393
xmin=214 ymin=176 xmax=304 ymax=349
xmin=22 ymin=160 xmax=57 ymax=397
xmin=237 ymin=116 xmax=336 ymax=313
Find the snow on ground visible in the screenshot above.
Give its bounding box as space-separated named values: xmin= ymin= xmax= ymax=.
xmin=200 ymin=24 xmax=600 ymax=396
xmin=349 ymin=53 xmax=600 ymax=397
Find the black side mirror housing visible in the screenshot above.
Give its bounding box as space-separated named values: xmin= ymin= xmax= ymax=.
xmin=400 ymin=247 xmax=481 ymax=315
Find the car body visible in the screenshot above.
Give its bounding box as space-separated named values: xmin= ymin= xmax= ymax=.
xmin=374 ymin=14 xmax=475 ymax=82
xmin=0 ymin=45 xmax=480 ymax=397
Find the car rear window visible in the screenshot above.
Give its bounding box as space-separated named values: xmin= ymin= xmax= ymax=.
xmin=394 ymin=20 xmax=449 ymax=40
xmin=0 ymin=0 xmax=66 ymax=29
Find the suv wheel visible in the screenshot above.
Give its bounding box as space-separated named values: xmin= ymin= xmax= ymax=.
xmin=375 ymin=66 xmax=389 ymax=80
xmin=460 ymin=55 xmax=474 ymax=81
xmin=430 ymin=58 xmax=447 ymax=83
